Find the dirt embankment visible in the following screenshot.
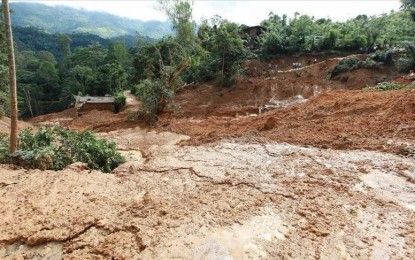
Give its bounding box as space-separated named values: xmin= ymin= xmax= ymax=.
xmin=160 ymin=89 xmax=415 ymax=155
xmin=0 ymin=117 xmax=32 ymax=135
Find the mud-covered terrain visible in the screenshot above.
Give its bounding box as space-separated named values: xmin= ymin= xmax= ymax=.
xmin=1 ymin=54 xmax=414 ymax=259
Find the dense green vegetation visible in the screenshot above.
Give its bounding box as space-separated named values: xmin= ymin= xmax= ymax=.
xmin=10 ymin=29 xmax=134 ymax=118
xmin=0 ymin=8 xmax=9 ymax=118
xmin=258 ymin=10 xmax=415 ymax=58
xmin=13 ymin=26 xmax=154 ymax=61
xmin=0 ymin=127 xmax=125 ymax=172
xmin=10 ymin=2 xmax=173 ymax=39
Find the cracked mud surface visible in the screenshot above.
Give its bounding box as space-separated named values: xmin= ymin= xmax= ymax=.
xmin=2 ymin=55 xmax=415 ymax=259
xmin=1 ymin=129 xmax=414 ymax=259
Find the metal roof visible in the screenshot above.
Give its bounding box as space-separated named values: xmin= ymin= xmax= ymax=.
xmin=74 ymin=95 xmax=115 ymax=103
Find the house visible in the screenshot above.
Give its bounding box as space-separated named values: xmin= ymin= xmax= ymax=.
xmin=74 ymin=95 xmax=115 ymax=115
xmin=240 ymin=25 xmax=264 ymax=49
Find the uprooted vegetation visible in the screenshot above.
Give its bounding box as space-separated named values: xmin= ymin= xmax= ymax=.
xmin=0 ymin=127 xmax=124 ymax=172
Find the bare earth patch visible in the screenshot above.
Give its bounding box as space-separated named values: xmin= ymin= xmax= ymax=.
xmin=1 ymin=128 xmax=414 ymax=259
xmin=1 ymin=55 xmax=414 ymax=259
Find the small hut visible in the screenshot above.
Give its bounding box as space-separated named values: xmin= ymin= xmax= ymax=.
xmin=74 ymin=95 xmax=115 ymax=116
xmin=240 ymin=25 xmax=264 ymax=49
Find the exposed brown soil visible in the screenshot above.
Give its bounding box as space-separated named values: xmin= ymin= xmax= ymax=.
xmin=1 ymin=54 xmax=414 ymax=259
xmin=160 ymin=89 xmax=415 ymax=155
xmin=0 ymin=116 xmax=32 ymax=135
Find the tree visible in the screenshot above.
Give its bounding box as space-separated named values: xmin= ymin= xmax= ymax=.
xmin=0 ymin=5 xmax=9 ymax=118
xmin=205 ymin=18 xmax=249 ymax=86
xmin=401 ymin=0 xmax=415 ymax=9
xmin=107 ymin=41 xmax=128 ymax=66
xmin=57 ymin=34 xmax=72 ymax=67
xmin=401 ymin=0 xmax=415 ymax=21
xmin=94 ymin=62 xmax=127 ymax=95
xmin=157 ymin=0 xmax=196 ymax=51
xmin=37 ymin=51 xmax=57 ymax=65
xmin=71 ymin=45 xmax=106 ymax=70
xmin=259 ymin=13 xmax=290 ymax=56
xmin=288 ymin=14 xmax=315 ymax=52
xmin=36 ymin=61 xmax=60 ymax=101
xmin=2 ymin=0 xmax=18 ymax=153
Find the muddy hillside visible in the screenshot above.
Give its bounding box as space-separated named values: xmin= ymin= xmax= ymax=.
xmin=1 ymin=54 xmax=414 ymax=259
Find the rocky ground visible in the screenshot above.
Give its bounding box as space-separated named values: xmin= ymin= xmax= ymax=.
xmin=1 ymin=54 xmax=414 ymax=259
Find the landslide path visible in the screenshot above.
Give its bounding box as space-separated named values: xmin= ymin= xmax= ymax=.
xmin=160 ymin=89 xmax=415 ymax=155
xmin=1 ymin=128 xmax=414 ymax=259
xmin=3 ymin=54 xmax=414 ymax=259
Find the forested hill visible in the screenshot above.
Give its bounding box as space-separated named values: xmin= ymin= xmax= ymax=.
xmin=13 ymin=26 xmax=154 ymax=61
xmin=10 ymin=2 xmax=173 ymax=39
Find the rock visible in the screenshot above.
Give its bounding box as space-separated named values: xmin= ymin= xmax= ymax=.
xmin=65 ymin=162 xmax=90 ymax=172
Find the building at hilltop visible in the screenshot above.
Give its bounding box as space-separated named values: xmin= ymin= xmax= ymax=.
xmin=240 ymin=25 xmax=264 ymax=50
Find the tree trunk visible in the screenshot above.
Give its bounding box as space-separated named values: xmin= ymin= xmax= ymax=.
xmin=2 ymin=0 xmax=18 ymax=153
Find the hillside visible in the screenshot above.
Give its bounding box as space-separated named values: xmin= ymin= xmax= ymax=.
xmin=3 ymin=54 xmax=415 ymax=259
xmin=10 ymin=2 xmax=173 ymax=39
xmin=12 ymin=26 xmax=153 ymax=61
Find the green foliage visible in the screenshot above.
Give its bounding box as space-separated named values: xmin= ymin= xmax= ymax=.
xmin=71 ymin=45 xmax=106 ymax=70
xmin=209 ymin=20 xmax=249 ymax=87
xmin=18 ymin=127 xmax=55 ymax=150
xmin=329 ymin=58 xmax=360 ymax=78
xmin=397 ymin=41 xmax=415 ymax=72
xmin=0 ymin=90 xmax=10 ymax=117
xmin=365 ymin=81 xmax=413 ymax=90
xmin=10 ymin=2 xmax=173 ymax=39
xmin=370 ymin=50 xmax=394 ymax=64
xmin=133 ymin=79 xmax=173 ymax=124
xmin=258 ymin=10 xmax=415 ymax=55
xmin=158 ymin=0 xmax=196 ymax=49
xmin=0 ymin=127 xmax=125 ymax=173
xmin=401 ymin=0 xmax=415 ymax=10
xmin=114 ymin=91 xmax=126 ymax=113
xmin=329 ymin=53 xmax=394 ymax=79
xmin=193 ymin=17 xmax=250 ymax=87
xmin=0 ymin=133 xmax=8 ymax=153
xmin=0 ymin=10 xmax=8 ymax=93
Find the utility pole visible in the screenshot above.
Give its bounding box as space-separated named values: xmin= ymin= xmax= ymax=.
xmin=2 ymin=0 xmax=18 ymax=153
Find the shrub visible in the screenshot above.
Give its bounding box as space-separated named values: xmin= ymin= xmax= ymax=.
xmin=370 ymin=50 xmax=394 ymax=65
xmin=114 ymin=91 xmax=126 ymax=113
xmin=397 ymin=41 xmax=415 ymax=73
xmin=365 ymin=81 xmax=413 ymax=91
xmin=329 ymin=58 xmax=360 ymax=78
xmin=397 ymin=57 xmax=413 ymax=73
xmin=133 ymin=79 xmax=174 ymax=124
xmin=0 ymin=127 xmax=125 ymax=173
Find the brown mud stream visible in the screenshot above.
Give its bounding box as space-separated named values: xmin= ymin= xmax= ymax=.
xmin=1 ymin=128 xmax=414 ymax=259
